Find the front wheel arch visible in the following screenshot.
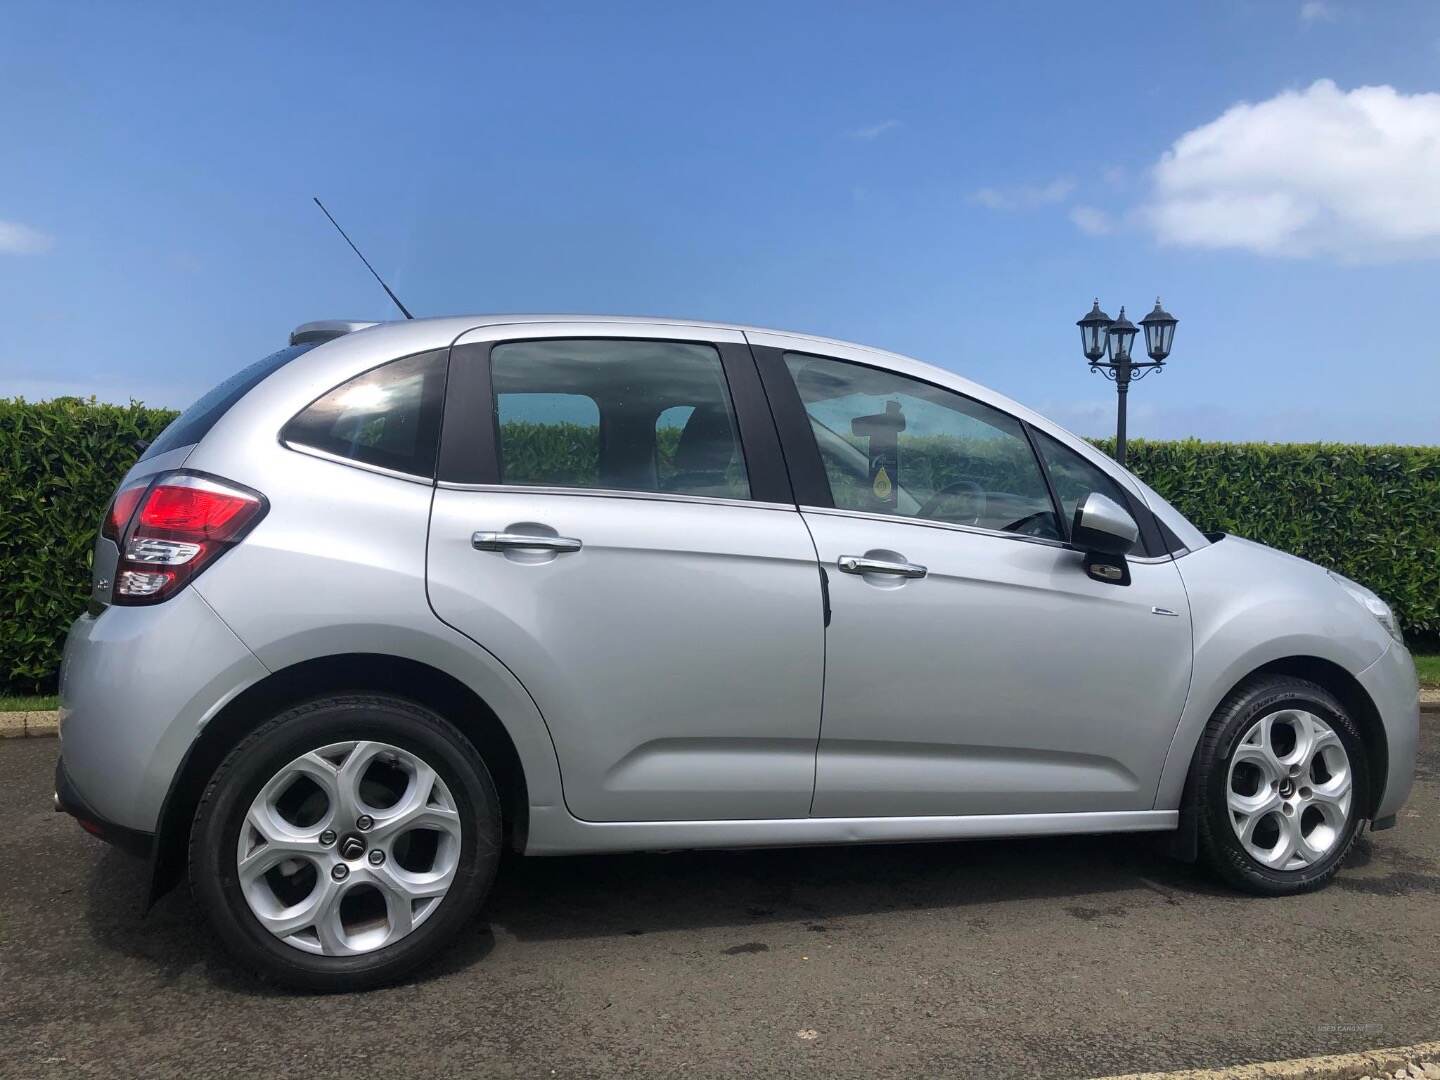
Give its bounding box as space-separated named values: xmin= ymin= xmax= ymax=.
xmin=149 ymin=653 xmax=528 ymax=905
xmin=1168 ymin=655 xmax=1388 ymax=863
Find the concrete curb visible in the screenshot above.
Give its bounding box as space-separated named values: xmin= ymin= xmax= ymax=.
xmin=1092 ymin=1039 xmax=1440 ymax=1079
xmin=0 ymin=710 xmax=59 ymax=738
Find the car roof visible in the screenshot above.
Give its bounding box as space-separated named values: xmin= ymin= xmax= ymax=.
xmin=299 ymin=313 xmax=895 ymax=357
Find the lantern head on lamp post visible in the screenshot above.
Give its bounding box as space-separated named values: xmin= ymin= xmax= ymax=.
xmin=1139 ymin=297 xmax=1177 ymax=361
xmin=1077 ymin=297 xmax=1178 ymax=467
xmin=1105 ymin=306 xmax=1138 ymax=364
xmin=1076 ymin=299 xmax=1112 ymax=362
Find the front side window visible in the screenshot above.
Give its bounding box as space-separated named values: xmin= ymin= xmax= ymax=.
xmin=784 ymin=352 xmax=1060 ymax=538
xmin=490 ymin=339 xmax=750 ymax=500
xmin=282 ymin=350 xmax=447 ymax=477
xmin=1031 ymin=428 xmax=1136 ymax=535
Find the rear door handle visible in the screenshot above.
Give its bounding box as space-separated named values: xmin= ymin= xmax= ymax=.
xmin=472 ymin=531 xmax=583 ymax=553
xmin=837 ymin=555 xmax=927 ymax=579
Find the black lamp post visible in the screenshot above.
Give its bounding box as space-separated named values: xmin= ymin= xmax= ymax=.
xmin=1076 ymin=297 xmax=1177 ymax=466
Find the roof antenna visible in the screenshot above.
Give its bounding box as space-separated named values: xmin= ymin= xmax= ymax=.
xmin=312 ymin=196 xmax=414 ymax=320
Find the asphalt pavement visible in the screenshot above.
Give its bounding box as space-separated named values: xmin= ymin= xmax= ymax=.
xmin=2 ymin=717 xmax=1437 ymax=1080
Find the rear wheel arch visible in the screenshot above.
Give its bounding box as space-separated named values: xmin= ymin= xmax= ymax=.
xmin=149 ymin=653 xmax=529 ymax=904
xmin=1170 ymin=655 xmax=1388 ymax=862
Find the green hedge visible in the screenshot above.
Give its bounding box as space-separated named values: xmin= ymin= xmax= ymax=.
xmin=1111 ymin=438 xmax=1440 ymax=642
xmin=1 ymin=400 xmax=1436 ymax=693
xmin=1 ymin=399 xmax=177 ymax=692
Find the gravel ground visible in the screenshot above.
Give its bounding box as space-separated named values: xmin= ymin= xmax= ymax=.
xmin=1 ymin=714 xmax=1437 ymax=1080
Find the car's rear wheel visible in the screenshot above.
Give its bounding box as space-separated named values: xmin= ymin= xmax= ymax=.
xmin=1195 ymin=674 xmax=1368 ymax=895
xmin=189 ymin=695 xmax=501 ymax=991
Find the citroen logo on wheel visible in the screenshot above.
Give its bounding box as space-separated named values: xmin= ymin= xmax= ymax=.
xmin=339 ymin=835 xmax=366 ymax=860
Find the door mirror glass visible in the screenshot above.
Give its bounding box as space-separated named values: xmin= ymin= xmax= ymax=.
xmin=1071 ymin=492 xmax=1138 ymax=556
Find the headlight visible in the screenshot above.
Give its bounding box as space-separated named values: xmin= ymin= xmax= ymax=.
xmin=1328 ymin=570 xmax=1404 ymax=645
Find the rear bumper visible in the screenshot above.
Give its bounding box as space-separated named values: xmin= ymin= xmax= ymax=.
xmin=1359 ymin=642 xmax=1421 ymax=821
xmin=58 ymin=587 xmax=269 ymax=833
xmin=54 ymin=757 xmax=154 ymax=858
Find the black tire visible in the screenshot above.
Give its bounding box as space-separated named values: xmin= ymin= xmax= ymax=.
xmin=189 ymin=695 xmax=501 ymax=992
xmin=1195 ymin=674 xmax=1368 ymax=896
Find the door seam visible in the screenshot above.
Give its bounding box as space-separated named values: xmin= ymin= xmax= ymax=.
xmin=797 ymin=510 xmax=828 ymax=817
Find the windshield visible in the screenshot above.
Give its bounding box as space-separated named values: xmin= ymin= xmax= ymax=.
xmin=141 ymin=343 xmax=317 ymax=460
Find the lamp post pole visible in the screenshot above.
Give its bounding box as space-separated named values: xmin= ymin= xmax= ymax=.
xmin=1114 ymin=355 xmax=1130 ymax=466
xmin=1076 ymin=299 xmax=1177 ymax=468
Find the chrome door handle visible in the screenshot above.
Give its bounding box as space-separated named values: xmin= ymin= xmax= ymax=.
xmin=837 ymin=555 xmax=927 ymax=579
xmin=472 ymin=531 xmax=583 ymax=553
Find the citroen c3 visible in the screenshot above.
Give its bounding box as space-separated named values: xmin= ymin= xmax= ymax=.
xmin=55 ymin=315 xmax=1420 ymax=990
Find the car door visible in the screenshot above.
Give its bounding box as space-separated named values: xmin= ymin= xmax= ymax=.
xmin=426 ymin=323 xmax=825 ymax=822
xmin=748 ymin=332 xmax=1193 ymax=818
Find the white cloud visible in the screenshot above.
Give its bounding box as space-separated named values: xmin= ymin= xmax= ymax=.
xmin=1069 ymin=206 xmax=1113 ymax=235
xmin=969 ymin=177 xmax=1075 ymax=211
xmin=847 ymin=120 xmax=899 ymax=140
xmin=1299 ymin=1 xmax=1336 ymax=23
xmin=0 ymin=220 xmax=54 ymax=255
xmin=1141 ymin=80 xmax=1440 ymax=260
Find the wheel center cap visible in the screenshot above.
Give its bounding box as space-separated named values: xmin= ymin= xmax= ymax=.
xmin=1278 ymin=778 xmax=1296 ymax=798
xmin=339 ymin=835 xmax=366 ymax=860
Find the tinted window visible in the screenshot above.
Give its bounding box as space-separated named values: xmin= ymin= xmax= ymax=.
xmin=491 ymin=339 xmax=749 ymax=500
xmin=282 ymin=350 xmax=447 ymax=477
xmin=785 ymin=353 xmax=1060 ymax=538
xmin=496 ymin=392 xmax=601 ymax=487
xmin=142 ymin=343 xmax=316 ymax=460
xmin=1032 ymin=429 xmax=1136 ymax=537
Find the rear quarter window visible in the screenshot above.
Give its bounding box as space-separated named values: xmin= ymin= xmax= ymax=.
xmin=281 ymin=350 xmax=448 ymax=478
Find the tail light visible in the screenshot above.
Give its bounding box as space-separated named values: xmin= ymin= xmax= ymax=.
xmin=100 ymin=479 xmax=149 ymax=543
xmin=104 ymin=471 xmax=267 ymax=606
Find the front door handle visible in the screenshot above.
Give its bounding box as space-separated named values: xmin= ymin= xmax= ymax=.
xmin=472 ymin=531 xmax=583 ymax=553
xmin=837 ymin=555 xmax=927 ymax=579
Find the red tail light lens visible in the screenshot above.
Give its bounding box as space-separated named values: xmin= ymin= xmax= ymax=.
xmin=137 ymin=483 xmax=255 ymax=536
xmin=100 ymin=480 xmax=149 ymax=542
xmin=109 ymin=472 xmax=267 ymax=606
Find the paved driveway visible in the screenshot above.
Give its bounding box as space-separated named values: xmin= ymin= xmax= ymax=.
xmin=2 ymin=718 xmax=1436 ymax=1080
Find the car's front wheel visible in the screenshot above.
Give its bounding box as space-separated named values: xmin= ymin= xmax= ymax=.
xmin=1195 ymin=674 xmax=1368 ymax=895
xmin=189 ymin=695 xmax=501 ymax=991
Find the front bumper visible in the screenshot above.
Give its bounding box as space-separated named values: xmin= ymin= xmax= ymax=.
xmin=1358 ymin=641 xmax=1421 ymax=822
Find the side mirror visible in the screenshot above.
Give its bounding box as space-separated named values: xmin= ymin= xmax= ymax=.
xmin=1071 ymin=492 xmax=1138 ymax=585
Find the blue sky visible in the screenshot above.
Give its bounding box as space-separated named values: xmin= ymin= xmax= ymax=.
xmin=3 ymin=1 xmax=1439 ymax=443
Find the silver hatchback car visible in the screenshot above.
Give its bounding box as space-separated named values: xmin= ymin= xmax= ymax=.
xmin=57 ymin=315 xmax=1419 ymax=990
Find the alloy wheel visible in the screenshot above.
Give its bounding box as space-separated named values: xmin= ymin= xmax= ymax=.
xmin=236 ymin=740 xmax=462 ymax=955
xmin=1226 ymin=709 xmax=1353 ymax=871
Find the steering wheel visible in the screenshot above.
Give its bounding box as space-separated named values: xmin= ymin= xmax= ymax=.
xmin=917 ymin=479 xmax=986 ymax=525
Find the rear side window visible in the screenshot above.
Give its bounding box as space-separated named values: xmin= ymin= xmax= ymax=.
xmin=490 ymin=339 xmax=750 ymax=500
xmin=282 ymin=350 xmax=448 ymax=477
xmin=495 ymin=391 xmax=601 ymax=487
xmin=142 ymin=343 xmax=316 ymax=460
